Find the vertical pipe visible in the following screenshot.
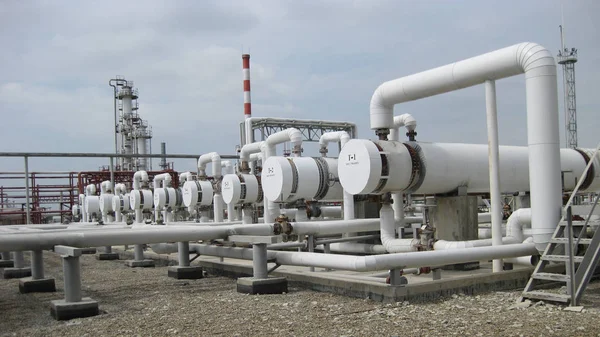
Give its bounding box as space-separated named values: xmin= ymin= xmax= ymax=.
xmin=1 ymin=252 xmax=10 ymax=260
xmin=242 ymin=207 xmax=253 ymax=224
xmin=63 ymin=256 xmax=82 ymax=303
xmin=308 ymin=234 xmax=315 ymax=272
xmin=178 ymin=241 xmax=190 ymax=267
xmin=486 ymin=80 xmax=503 ymax=272
xmin=160 ymin=142 xmax=166 ymax=169
xmin=252 ymin=243 xmax=268 ymax=279
xmin=24 ymin=156 xmax=31 ymax=225
xmin=134 ymin=244 xmax=144 ymax=261
xmin=109 ymin=157 xmax=114 ymax=193
xmin=13 ymin=251 xmax=25 ymax=268
xmin=112 ymin=85 xmax=118 ymax=158
xmin=104 ymin=246 xmax=112 ymax=254
xmin=566 ymin=206 xmax=577 ymax=305
xmin=227 ymin=203 xmax=235 ymax=222
xmin=392 ymin=193 xmax=404 ymax=227
xmin=31 ymin=250 xmax=44 ymax=280
xmin=214 ymin=194 xmax=224 ymax=222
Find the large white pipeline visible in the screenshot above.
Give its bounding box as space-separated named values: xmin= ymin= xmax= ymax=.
xmin=365 ymin=42 xmax=561 ymax=251
xmin=98 ymin=180 xmax=114 ymax=222
xmin=191 ymin=242 xmax=537 ymax=272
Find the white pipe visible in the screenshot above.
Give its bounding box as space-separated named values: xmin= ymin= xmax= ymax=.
xmin=133 ymin=171 xmax=149 ymax=190
xmin=505 ymin=208 xmax=531 ymax=243
xmin=434 ymin=209 xmax=532 ymax=250
xmin=100 ymin=181 xmax=112 ymax=194
xmin=319 ymin=131 xmax=351 ymax=150
xmin=213 ymin=193 xmax=224 ymax=222
xmin=115 ymin=183 xmax=127 ymax=195
xmin=192 ymin=242 xmax=537 ymax=272
xmin=85 ymin=184 xmax=96 ymax=196
xmin=198 ymin=152 xmax=222 ymax=179
xmin=318 ymin=243 xmax=388 ymax=255
xmin=485 ymin=80 xmax=503 ymax=272
xmin=79 ymin=194 xmax=87 ymax=222
xmin=368 ymin=42 xmax=561 ymax=252
xmin=292 ymin=218 xmax=380 ymax=236
xmin=380 ymin=204 xmax=418 ymax=253
xmin=240 ymin=141 xmax=265 ymax=162
xmin=153 ymin=173 xmax=172 ymax=188
xmin=389 ymin=113 xmax=417 ymax=141
xmin=179 ymin=172 xmax=194 ymax=185
xmin=249 ymin=152 xmax=262 ymax=162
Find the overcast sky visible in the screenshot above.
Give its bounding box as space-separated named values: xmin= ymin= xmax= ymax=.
xmin=0 ymin=0 xmax=599 ymax=173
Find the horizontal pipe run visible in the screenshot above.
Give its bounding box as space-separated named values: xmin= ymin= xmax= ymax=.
xmin=0 ymin=152 xmax=238 ymax=159
xmin=0 ymin=223 xmax=276 ymax=252
xmin=191 ymin=242 xmax=537 ymax=272
xmin=314 ymin=234 xmax=380 ymax=245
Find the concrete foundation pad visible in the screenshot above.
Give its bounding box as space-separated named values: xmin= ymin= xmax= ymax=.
xmin=80 ymin=248 xmax=97 ymax=255
xmin=125 ymin=259 xmax=155 ymax=268
xmin=50 ymin=297 xmax=99 ymax=321
xmin=1 ymin=267 xmax=32 ymax=279
xmin=168 ymin=266 xmax=204 ymax=279
xmin=237 ymin=277 xmax=288 ymax=295
xmin=19 ymin=277 xmax=56 ymax=293
xmin=0 ymin=260 xmax=14 ymax=268
xmin=96 ymin=253 xmax=120 ymax=261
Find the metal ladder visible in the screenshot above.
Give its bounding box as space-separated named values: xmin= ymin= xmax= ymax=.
xmin=521 ymin=142 xmax=600 ymax=305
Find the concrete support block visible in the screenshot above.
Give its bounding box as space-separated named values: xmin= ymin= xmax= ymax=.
xmin=237 ymin=277 xmax=288 ymax=295
xmin=50 ymin=298 xmax=99 ymax=321
xmin=1 ymin=267 xmax=32 ymax=279
xmin=431 ymin=195 xmax=480 ymax=271
xmin=168 ymin=266 xmax=204 ymax=279
xmin=96 ymin=253 xmax=120 ymax=261
xmin=19 ymin=277 xmax=56 ymax=293
xmin=0 ymin=260 xmax=14 ymax=268
xmin=124 ymin=259 xmax=155 ymax=268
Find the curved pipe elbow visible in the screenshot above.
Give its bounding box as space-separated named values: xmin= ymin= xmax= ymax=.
xmin=85 ymin=184 xmax=96 ymax=196
xmin=179 ymin=172 xmax=194 ymax=185
xmin=133 ymin=171 xmax=149 ymax=190
xmin=393 ymin=113 xmax=417 ymax=132
xmin=198 ymin=152 xmax=221 ymax=178
xmin=240 ymin=141 xmax=264 ymax=162
xmin=319 ymin=131 xmax=351 ymax=150
xmin=100 ymin=181 xmax=112 ymax=194
xmin=153 ymin=173 xmax=172 ymax=189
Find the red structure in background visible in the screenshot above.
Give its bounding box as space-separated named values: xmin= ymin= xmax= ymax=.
xmin=0 ymin=169 xmax=179 ymax=224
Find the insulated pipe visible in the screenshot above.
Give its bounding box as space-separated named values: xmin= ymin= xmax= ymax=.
xmin=153 ymin=173 xmax=172 ymax=188
xmin=79 ymin=194 xmax=87 ymax=222
xmin=179 ymin=172 xmax=194 ymax=185
xmin=389 ymin=113 xmax=417 ymax=141
xmin=486 ymin=80 xmax=503 ymax=272
xmin=505 ymin=208 xmax=531 ymax=243
xmin=133 ymin=170 xmax=149 ymax=190
xmin=319 ymin=131 xmax=351 ymax=153
xmin=0 ymin=223 xmax=278 ymax=252
xmin=213 ymin=193 xmax=224 ymax=222
xmin=85 ymin=184 xmax=96 ymax=196
xmin=292 ymin=218 xmax=380 ymax=236
xmin=115 ymin=183 xmax=127 ymax=195
xmin=100 ymin=181 xmax=112 ymax=194
xmin=389 ymin=114 xmax=416 ymax=227
xmin=380 ymin=203 xmax=418 ymax=253
xmin=192 ymin=242 xmax=537 ymax=272
xmin=368 ymin=42 xmax=561 ymax=252
xmin=239 ymin=141 xmax=265 ymax=163
xmin=198 ymin=152 xmax=222 ymax=179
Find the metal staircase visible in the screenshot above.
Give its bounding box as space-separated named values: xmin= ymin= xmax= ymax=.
xmin=521 ymin=142 xmax=600 ymax=305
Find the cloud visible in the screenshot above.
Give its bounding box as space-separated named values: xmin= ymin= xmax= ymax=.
xmin=1 ymin=0 xmax=599 ymax=177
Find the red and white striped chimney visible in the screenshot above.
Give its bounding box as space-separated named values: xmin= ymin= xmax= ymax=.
xmin=242 ymin=54 xmax=251 ymax=119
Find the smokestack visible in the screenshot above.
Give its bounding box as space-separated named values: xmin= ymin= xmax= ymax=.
xmin=242 ymin=54 xmax=251 ymax=119
xmin=160 ymin=142 xmax=167 ymax=170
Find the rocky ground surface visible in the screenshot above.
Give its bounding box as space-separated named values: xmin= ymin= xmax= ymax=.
xmin=1 ymin=252 xmax=600 ymax=337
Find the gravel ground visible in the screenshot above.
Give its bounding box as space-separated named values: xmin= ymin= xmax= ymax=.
xmin=1 ymin=252 xmax=600 ymax=337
